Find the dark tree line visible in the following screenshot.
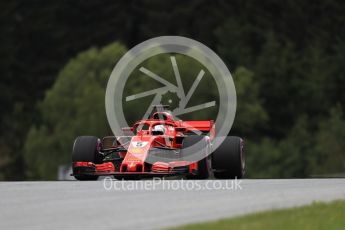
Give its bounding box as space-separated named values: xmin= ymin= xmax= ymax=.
xmin=1 ymin=0 xmax=345 ymax=179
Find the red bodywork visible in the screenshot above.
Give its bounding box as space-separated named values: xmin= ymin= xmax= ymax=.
xmin=72 ymin=111 xmax=215 ymax=178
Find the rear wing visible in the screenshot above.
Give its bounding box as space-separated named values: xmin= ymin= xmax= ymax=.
xmin=179 ymin=120 xmax=215 ymax=138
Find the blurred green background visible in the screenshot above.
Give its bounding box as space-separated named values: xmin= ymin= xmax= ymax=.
xmin=1 ymin=0 xmax=345 ymax=180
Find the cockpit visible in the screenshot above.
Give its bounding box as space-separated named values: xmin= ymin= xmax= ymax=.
xmin=133 ymin=122 xmax=175 ymax=136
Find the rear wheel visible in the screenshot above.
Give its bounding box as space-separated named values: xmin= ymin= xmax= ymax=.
xmin=182 ymin=136 xmax=211 ymax=179
xmin=212 ymin=136 xmax=245 ymax=179
xmin=72 ymin=136 xmax=102 ymax=181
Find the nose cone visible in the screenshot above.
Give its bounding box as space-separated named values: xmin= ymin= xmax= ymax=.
xmin=127 ymin=162 xmax=137 ymax=172
xmin=121 ymin=162 xmax=144 ymax=172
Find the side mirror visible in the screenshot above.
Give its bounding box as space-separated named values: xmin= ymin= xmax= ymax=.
xmin=175 ymin=127 xmax=186 ymax=132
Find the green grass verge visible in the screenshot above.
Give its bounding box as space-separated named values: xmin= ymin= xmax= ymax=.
xmin=170 ymin=200 xmax=345 ymax=230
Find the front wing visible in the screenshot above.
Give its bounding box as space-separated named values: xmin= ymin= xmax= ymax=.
xmin=71 ymin=161 xmax=198 ymax=178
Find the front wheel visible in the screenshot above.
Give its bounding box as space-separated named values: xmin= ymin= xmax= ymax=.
xmin=182 ymin=135 xmax=211 ymax=180
xmin=72 ymin=136 xmax=102 ymax=181
xmin=212 ymin=136 xmax=245 ymax=179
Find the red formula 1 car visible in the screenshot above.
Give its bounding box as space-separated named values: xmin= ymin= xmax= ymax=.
xmin=71 ymin=106 xmax=245 ymax=180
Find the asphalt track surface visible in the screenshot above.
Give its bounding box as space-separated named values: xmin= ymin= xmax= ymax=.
xmin=0 ymin=179 xmax=344 ymax=230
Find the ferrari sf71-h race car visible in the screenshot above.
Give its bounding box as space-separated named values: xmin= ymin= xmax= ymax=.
xmin=71 ymin=106 xmax=245 ymax=180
